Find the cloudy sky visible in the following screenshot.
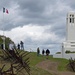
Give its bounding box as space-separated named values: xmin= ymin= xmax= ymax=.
xmin=0 ymin=0 xmax=75 ymax=54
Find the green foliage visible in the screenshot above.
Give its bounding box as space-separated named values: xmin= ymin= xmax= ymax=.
xmin=56 ymin=52 xmax=61 ymax=54
xmin=67 ymin=58 xmax=75 ymax=72
xmin=0 ymin=36 xmax=14 ymax=49
xmin=65 ymin=50 xmax=75 ymax=53
xmin=65 ymin=50 xmax=71 ymax=53
xmin=5 ymin=37 xmax=12 ymax=49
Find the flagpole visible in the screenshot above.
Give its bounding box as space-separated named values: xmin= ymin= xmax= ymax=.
xmin=3 ymin=11 xmax=4 ymax=35
xmin=2 ymin=7 xmax=5 ymax=50
xmin=2 ymin=7 xmax=9 ymax=50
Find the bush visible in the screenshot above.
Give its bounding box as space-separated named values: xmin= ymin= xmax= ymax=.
xmin=56 ymin=52 xmax=61 ymax=54
xmin=65 ymin=50 xmax=75 ymax=53
xmin=65 ymin=50 xmax=71 ymax=53
xmin=67 ymin=58 xmax=75 ymax=72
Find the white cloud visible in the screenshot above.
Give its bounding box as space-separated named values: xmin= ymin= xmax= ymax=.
xmin=5 ymin=24 xmax=51 ymax=42
xmin=0 ymin=0 xmax=75 ymax=53
xmin=4 ymin=24 xmax=60 ymax=43
xmin=3 ymin=24 xmax=62 ymax=54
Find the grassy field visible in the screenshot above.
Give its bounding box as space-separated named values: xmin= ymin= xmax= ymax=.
xmin=0 ymin=50 xmax=69 ymax=75
xmin=29 ymin=52 xmax=68 ymax=71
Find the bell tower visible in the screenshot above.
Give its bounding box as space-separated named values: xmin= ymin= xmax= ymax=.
xmin=62 ymin=12 xmax=75 ymax=58
xmin=66 ymin=12 xmax=75 ymax=42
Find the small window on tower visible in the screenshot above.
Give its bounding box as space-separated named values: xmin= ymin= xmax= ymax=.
xmin=72 ymin=18 xmax=74 ymax=23
xmin=72 ymin=15 xmax=74 ymax=17
xmin=72 ymin=15 xmax=74 ymax=23
xmin=70 ymin=18 xmax=71 ymax=23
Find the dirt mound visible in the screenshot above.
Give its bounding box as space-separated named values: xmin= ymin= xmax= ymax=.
xmin=36 ymin=60 xmax=75 ymax=75
xmin=36 ymin=60 xmax=58 ymax=71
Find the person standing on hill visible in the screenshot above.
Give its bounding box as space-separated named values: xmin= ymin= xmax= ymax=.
xmin=46 ymin=49 xmax=50 ymax=56
xmin=37 ymin=47 xmax=40 ymax=56
xmin=20 ymin=41 xmax=24 ymax=50
xmin=42 ymin=49 xmax=45 ymax=55
xmin=17 ymin=43 xmax=20 ymax=50
xmin=1 ymin=44 xmax=3 ymax=49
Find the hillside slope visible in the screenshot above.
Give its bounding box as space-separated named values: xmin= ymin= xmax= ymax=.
xmin=30 ymin=52 xmax=75 ymax=75
xmin=0 ymin=51 xmax=75 ymax=75
xmin=36 ymin=60 xmax=75 ymax=75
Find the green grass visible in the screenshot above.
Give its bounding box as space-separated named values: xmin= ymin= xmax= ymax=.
xmin=0 ymin=50 xmax=69 ymax=75
xmin=31 ymin=66 xmax=52 ymax=75
xmin=29 ymin=52 xmax=69 ymax=71
xmin=29 ymin=52 xmax=46 ymax=66
xmin=47 ymin=56 xmax=69 ymax=71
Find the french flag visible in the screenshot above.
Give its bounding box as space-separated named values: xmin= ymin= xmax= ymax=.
xmin=3 ymin=7 xmax=9 ymax=14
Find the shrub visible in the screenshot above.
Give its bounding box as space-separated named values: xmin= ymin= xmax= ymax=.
xmin=56 ymin=52 xmax=61 ymax=54
xmin=65 ymin=50 xmax=71 ymax=53
xmin=67 ymin=58 xmax=75 ymax=72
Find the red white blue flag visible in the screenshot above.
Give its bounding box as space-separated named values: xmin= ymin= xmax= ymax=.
xmin=3 ymin=7 xmax=5 ymax=13
xmin=3 ymin=7 xmax=9 ymax=14
xmin=6 ymin=9 xmax=9 ymax=14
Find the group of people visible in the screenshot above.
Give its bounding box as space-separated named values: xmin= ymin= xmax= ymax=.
xmin=42 ymin=49 xmax=50 ymax=55
xmin=9 ymin=41 xmax=24 ymax=51
xmin=17 ymin=41 xmax=24 ymax=50
xmin=37 ymin=48 xmax=50 ymax=56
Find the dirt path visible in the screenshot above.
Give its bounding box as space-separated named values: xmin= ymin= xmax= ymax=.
xmin=36 ymin=60 xmax=75 ymax=75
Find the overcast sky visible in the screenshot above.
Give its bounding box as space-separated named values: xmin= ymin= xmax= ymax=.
xmin=0 ymin=0 xmax=75 ymax=54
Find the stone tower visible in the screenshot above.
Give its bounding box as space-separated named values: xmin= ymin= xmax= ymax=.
xmin=66 ymin=12 xmax=75 ymax=42
xmin=62 ymin=12 xmax=75 ymax=57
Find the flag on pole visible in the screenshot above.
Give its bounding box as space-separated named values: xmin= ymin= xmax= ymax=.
xmin=3 ymin=7 xmax=9 ymax=14
xmin=3 ymin=7 xmax=5 ymax=13
xmin=6 ymin=9 xmax=9 ymax=14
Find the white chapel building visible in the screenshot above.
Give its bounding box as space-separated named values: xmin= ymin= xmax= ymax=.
xmin=53 ymin=12 xmax=75 ymax=59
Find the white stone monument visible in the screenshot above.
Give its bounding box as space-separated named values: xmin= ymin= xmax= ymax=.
xmin=53 ymin=12 xmax=75 ymax=59
xmin=62 ymin=12 xmax=75 ymax=57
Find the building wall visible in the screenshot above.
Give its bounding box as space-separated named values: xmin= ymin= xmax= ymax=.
xmin=63 ymin=12 xmax=75 ymax=53
xmin=53 ymin=53 xmax=75 ymax=59
xmin=66 ymin=12 xmax=75 ymax=42
xmin=63 ymin=42 xmax=75 ymax=51
xmin=53 ymin=12 xmax=75 ymax=59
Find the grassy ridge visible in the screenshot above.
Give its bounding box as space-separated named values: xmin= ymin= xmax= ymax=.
xmin=30 ymin=66 xmax=52 ymax=75
xmin=29 ymin=52 xmax=52 ymax=75
xmin=0 ymin=50 xmax=52 ymax=75
xmin=0 ymin=50 xmax=69 ymax=75
xmin=30 ymin=52 xmax=69 ymax=71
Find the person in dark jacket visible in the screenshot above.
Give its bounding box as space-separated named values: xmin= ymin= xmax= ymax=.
xmin=46 ymin=49 xmax=50 ymax=56
xmin=20 ymin=41 xmax=24 ymax=50
xmin=42 ymin=49 xmax=45 ymax=55
xmin=37 ymin=47 xmax=40 ymax=56
xmin=17 ymin=43 xmax=20 ymax=50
